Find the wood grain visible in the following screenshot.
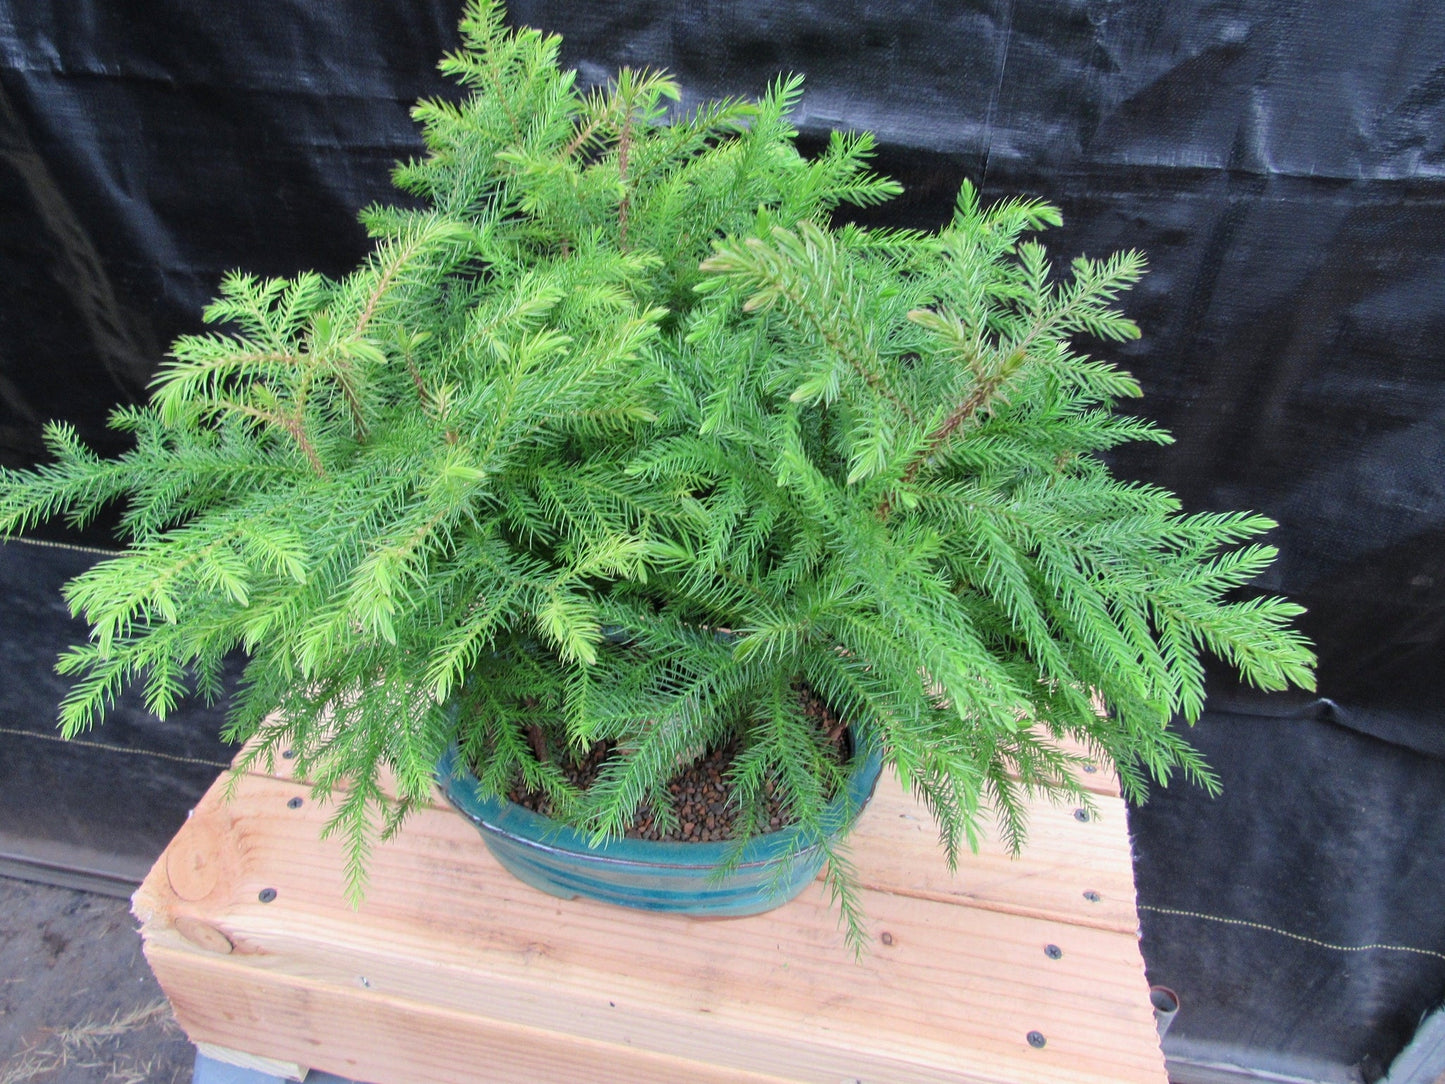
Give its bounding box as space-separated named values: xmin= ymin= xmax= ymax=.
xmin=194 ymin=1042 xmax=305 ymax=1081
xmin=135 ymin=759 xmax=1165 ymax=1084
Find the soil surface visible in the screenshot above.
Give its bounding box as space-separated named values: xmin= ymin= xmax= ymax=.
xmin=0 ymin=878 xmax=194 ymax=1084
xmin=509 ymin=684 xmax=849 ymax=843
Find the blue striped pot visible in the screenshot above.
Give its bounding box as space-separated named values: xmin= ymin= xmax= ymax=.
xmin=437 ymin=728 xmax=883 ymax=917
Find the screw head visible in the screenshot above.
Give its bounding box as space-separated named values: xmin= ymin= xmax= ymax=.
xmin=1027 ymin=1031 xmax=1047 ymax=1048
xmin=281 ymin=748 xmax=295 ymax=760
xmin=287 ymin=796 xmax=304 ymax=809
xmin=880 ymin=931 xmax=895 ymax=946
xmin=1083 ymin=889 xmax=1102 ymax=903
xmin=1044 ymin=943 xmax=1063 ymax=959
xmin=1083 ymin=763 xmax=1097 ymax=773
xmin=258 ymin=888 xmax=277 ymax=903
xmin=1073 ymin=807 xmax=1090 ymax=822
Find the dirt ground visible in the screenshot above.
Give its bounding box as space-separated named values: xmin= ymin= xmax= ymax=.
xmin=0 ymin=877 xmax=194 ymax=1084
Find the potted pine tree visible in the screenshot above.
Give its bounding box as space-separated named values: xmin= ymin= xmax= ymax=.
xmin=0 ymin=0 xmax=1314 ymax=947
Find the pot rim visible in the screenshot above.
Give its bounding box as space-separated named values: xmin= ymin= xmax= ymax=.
xmin=437 ymin=723 xmax=883 ymax=868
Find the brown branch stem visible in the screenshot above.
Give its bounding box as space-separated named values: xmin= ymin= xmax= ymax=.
xmin=563 ymin=116 xmax=604 ymax=160
xmin=879 ymin=347 xmax=1026 ymax=521
xmin=331 ymin=361 xmax=368 ymax=439
xmin=283 ymin=414 xmax=328 ymax=478
xmin=770 ymin=279 xmax=917 ymax=426
xmin=215 ymin=397 xmax=327 ymax=478
xmin=406 ymin=357 xmax=433 ymax=413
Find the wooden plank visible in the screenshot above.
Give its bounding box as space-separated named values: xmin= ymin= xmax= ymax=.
xmin=151 ymin=945 xmax=802 ymax=1084
xmin=135 ymin=768 xmax=1165 ymax=1084
xmin=194 ymin=1042 xmax=306 ymax=1081
xmin=234 ymin=738 xmax=1138 ymax=931
xmin=149 ymin=937 xmax=1158 ymax=1084
xmin=850 ymin=772 xmax=1140 ymax=932
xmin=234 ymin=728 xmax=1133 ymax=932
xmin=1047 ymin=734 xmax=1123 ymax=798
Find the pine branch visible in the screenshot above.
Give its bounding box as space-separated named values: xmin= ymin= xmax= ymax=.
xmin=0 ymin=2 xmax=1316 ymax=945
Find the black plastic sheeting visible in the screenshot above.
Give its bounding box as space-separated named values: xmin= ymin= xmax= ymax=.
xmin=1 ymin=2 xmax=1441 ymax=1078
xmin=1132 ymin=698 xmax=1445 ymax=1082
xmin=0 ymin=541 xmax=238 ymax=889
xmin=0 ymin=0 xmax=457 ymax=467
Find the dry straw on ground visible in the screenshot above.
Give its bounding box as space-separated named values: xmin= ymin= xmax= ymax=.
xmin=0 ymin=1000 xmax=185 ymax=1084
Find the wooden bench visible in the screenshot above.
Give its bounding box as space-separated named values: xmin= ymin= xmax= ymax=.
xmin=133 ymin=747 xmax=1167 ymax=1083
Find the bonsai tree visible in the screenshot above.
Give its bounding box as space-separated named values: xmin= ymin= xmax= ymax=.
xmin=0 ymin=0 xmax=1313 ymax=940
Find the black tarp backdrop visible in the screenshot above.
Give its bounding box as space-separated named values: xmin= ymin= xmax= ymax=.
xmin=1 ymin=1 xmax=1441 ymax=1079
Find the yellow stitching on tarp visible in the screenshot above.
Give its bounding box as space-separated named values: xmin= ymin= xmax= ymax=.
xmin=1139 ymin=904 xmax=1445 ymax=961
xmin=4 ymin=536 xmax=116 ymax=557
xmin=0 ymin=725 xmax=231 ymax=770
xmin=2 ymin=542 xmax=233 ymax=767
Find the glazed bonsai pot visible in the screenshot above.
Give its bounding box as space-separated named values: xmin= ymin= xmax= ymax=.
xmin=437 ymin=727 xmax=883 ymax=917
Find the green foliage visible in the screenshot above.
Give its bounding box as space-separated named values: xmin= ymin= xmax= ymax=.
xmin=0 ymin=0 xmax=1313 ymax=949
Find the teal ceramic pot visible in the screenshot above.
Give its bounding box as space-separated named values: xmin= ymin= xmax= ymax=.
xmin=437 ymin=728 xmax=883 ymax=917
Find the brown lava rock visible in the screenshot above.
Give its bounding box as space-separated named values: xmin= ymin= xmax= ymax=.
xmin=508 ymin=683 xmax=849 ymax=843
